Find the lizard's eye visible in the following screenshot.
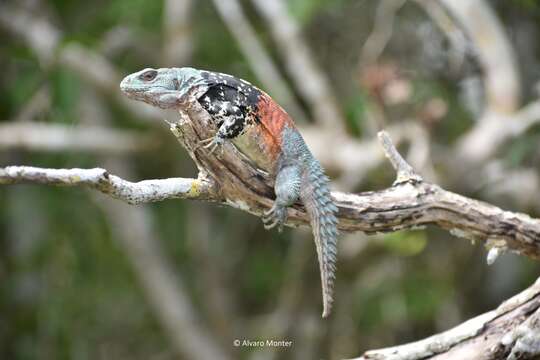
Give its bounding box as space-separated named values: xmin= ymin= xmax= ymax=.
xmin=139 ymin=70 xmax=158 ymax=82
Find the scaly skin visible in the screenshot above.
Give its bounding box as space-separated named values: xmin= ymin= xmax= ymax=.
xmin=120 ymin=67 xmax=339 ymax=317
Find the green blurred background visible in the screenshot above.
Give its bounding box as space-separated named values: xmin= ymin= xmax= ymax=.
xmin=1 ymin=0 xmax=540 ymax=359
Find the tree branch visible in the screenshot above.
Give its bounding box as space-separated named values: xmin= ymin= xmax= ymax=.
xmin=352 ymin=277 xmax=540 ymax=360
xmin=0 ymin=166 xmax=217 ymax=204
xmin=2 ymin=102 xmax=539 ymax=261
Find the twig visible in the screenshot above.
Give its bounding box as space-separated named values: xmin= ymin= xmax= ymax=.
xmin=0 ymin=166 xmax=217 ymax=204
xmin=377 ymin=131 xmax=423 ymax=184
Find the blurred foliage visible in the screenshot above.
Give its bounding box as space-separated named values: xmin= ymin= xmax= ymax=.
xmin=380 ymin=231 xmax=427 ymax=257
xmin=1 ymin=0 xmax=540 ymax=359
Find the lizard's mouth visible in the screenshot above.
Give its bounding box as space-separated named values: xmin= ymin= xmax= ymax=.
xmin=119 ymin=78 xmax=147 ymax=94
xmin=119 ymin=86 xmax=149 ymax=103
xmin=119 ymin=75 xmax=160 ymax=95
xmin=120 ymin=83 xmax=170 ymax=100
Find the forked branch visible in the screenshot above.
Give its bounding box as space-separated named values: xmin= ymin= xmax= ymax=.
xmin=1 ymin=101 xmax=539 ymax=261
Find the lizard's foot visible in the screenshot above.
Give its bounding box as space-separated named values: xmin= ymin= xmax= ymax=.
xmin=198 ymin=136 xmax=224 ymax=155
xmin=262 ymin=204 xmax=287 ymax=232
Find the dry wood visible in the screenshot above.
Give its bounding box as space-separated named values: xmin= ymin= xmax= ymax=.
xmin=2 ymin=101 xmax=539 ymax=261
xmin=353 ymin=277 xmax=540 ymax=360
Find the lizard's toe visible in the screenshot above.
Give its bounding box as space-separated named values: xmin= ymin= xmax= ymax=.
xmin=262 ymin=206 xmax=287 ymax=231
xmin=263 ymin=218 xmax=279 ymax=230
xmin=261 ymin=214 xmax=274 ymax=226
xmin=263 ymin=206 xmax=275 ymax=218
xmin=198 ymin=137 xmax=214 ymax=146
xmin=199 ymin=137 xmax=224 ymax=155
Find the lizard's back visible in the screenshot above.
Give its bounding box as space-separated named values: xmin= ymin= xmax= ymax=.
xmin=198 ymin=71 xmax=296 ymax=173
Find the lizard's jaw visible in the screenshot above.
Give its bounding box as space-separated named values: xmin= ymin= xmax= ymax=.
xmin=120 ymin=77 xmax=168 ymax=107
xmin=119 ymin=75 xmax=151 ymax=97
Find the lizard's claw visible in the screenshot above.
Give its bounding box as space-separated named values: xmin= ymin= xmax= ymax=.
xmin=262 ymin=204 xmax=287 ymax=232
xmin=198 ymin=137 xmax=224 ymax=155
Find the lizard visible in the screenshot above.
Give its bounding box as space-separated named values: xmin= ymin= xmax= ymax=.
xmin=120 ymin=67 xmax=339 ymax=317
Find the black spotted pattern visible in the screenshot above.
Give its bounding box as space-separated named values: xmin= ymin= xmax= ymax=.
xmin=198 ymin=71 xmax=261 ymax=139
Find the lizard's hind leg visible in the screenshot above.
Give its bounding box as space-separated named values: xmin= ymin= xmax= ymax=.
xmin=262 ymin=165 xmax=302 ymax=232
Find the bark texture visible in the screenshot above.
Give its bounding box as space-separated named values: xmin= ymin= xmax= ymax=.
xmin=355 ymin=278 xmax=540 ymax=360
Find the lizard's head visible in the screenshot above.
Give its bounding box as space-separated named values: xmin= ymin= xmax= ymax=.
xmin=120 ymin=67 xmax=207 ymax=109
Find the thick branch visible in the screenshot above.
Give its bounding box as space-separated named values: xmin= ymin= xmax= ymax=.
xmin=168 ymin=101 xmax=540 ymax=260
xmin=2 ymin=115 xmax=539 ymax=260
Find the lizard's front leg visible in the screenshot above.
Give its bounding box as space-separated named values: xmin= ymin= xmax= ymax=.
xmin=199 ymin=104 xmax=245 ymax=154
xmin=262 ymin=164 xmax=302 ymax=231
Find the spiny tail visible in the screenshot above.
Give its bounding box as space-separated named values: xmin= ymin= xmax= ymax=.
xmin=300 ymin=159 xmax=339 ymax=318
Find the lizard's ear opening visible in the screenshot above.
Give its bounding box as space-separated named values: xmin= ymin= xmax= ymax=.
xmin=139 ymin=69 xmax=158 ymax=82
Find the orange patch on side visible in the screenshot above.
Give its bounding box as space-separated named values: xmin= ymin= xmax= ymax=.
xmin=256 ymin=92 xmax=297 ymax=159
